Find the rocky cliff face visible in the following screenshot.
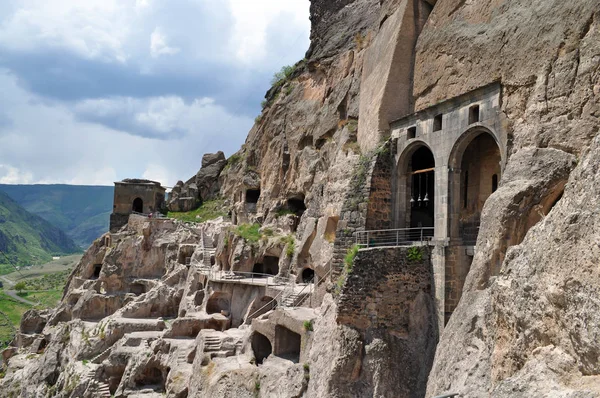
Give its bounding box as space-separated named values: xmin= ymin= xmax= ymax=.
xmin=2 ymin=0 xmax=599 ymax=397
xmin=414 ymin=0 xmax=599 ymax=396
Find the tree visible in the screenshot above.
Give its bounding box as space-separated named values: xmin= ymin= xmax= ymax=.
xmin=14 ymin=281 xmax=26 ymax=294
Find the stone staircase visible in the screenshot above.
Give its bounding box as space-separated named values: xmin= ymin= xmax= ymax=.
xmin=203 ymin=334 xmax=222 ymax=353
xmin=82 ymin=368 xmax=111 ymax=398
xmin=200 ymin=231 xmax=216 ymax=268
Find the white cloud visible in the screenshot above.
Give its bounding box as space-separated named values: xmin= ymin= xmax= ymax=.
xmin=226 ymin=0 xmax=310 ymax=65
xmin=0 ymin=71 xmax=253 ymax=186
xmin=0 ymin=0 xmax=131 ymax=62
xmin=150 ymin=27 xmax=180 ymax=58
xmin=0 ymin=165 xmax=33 ymax=184
xmin=0 ymin=2 xmax=311 ymax=185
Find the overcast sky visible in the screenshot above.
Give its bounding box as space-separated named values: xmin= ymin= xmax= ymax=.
xmin=0 ymin=0 xmax=310 ymax=186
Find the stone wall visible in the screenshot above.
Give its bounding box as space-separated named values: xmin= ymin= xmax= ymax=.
xmin=365 ymin=144 xmax=393 ymax=231
xmin=333 ymin=246 xmax=438 ymax=397
xmin=337 ymin=246 xmax=434 ymax=334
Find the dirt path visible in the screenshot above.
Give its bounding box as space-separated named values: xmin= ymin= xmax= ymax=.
xmin=5 ymin=290 xmax=36 ymax=306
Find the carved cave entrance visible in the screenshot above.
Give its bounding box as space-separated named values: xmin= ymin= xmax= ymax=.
xmin=274 ymin=325 xmax=301 ymax=363
xmin=253 ymin=256 xmax=279 ymax=276
xmin=132 ymin=197 xmax=144 ymax=213
xmin=251 ymin=332 xmax=272 ymax=365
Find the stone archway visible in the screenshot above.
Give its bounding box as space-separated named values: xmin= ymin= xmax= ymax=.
xmin=444 ymin=127 xmax=502 ymax=323
xmin=394 ymin=141 xmax=436 ymax=238
xmin=448 ymin=128 xmax=502 ymax=243
xmin=132 ymin=197 xmax=143 ymax=213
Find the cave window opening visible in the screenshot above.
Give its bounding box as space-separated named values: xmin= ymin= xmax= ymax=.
xmin=132 ymin=197 xmax=143 ymax=213
xmin=433 ymin=114 xmax=443 ymax=132
xmin=492 ymin=174 xmax=498 ymax=193
xmin=302 ymin=268 xmax=315 ymax=283
xmin=287 ymin=197 xmax=306 ymax=217
xmin=206 ymin=292 xmax=231 ymax=315
xmin=130 ymin=283 xmax=145 ymax=295
xmin=246 ymin=189 xmax=261 ymax=204
xmin=92 ymin=264 xmax=102 ymax=279
xmin=274 ymin=325 xmax=301 ymax=363
xmin=407 ymin=126 xmax=417 ymax=139
xmin=469 ymin=105 xmax=480 ymax=124
xmin=251 ymin=332 xmax=272 ymax=365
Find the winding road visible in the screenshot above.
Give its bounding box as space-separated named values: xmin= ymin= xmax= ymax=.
xmin=4 ymin=290 xmax=36 ymax=306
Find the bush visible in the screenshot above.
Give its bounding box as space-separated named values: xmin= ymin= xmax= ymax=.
xmin=344 ymin=244 xmax=359 ymax=272
xmin=14 ymin=282 xmax=26 ymax=293
xmin=407 ymin=246 xmax=423 ymax=262
xmin=303 ymin=320 xmax=313 ymax=332
xmin=271 ymin=65 xmax=296 ymax=86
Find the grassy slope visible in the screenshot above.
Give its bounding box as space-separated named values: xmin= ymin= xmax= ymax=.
xmin=0 ymin=191 xmax=80 ymax=273
xmin=0 ymin=184 xmax=113 ymax=248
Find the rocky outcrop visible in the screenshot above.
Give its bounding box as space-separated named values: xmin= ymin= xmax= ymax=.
xmin=168 ymin=152 xmax=227 ymax=212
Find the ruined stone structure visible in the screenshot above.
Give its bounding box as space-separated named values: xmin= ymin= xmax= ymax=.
xmin=109 ymin=179 xmax=166 ymax=232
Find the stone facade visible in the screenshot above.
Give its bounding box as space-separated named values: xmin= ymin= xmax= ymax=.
xmin=109 ymin=179 xmax=166 ymax=232
xmin=387 ymin=83 xmax=507 ymax=326
xmin=335 ymin=246 xmax=437 ymax=397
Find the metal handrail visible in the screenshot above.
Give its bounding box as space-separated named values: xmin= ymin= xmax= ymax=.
xmin=205 ymin=269 xmax=295 ymax=287
xmin=282 ymin=276 xmax=314 ymax=307
xmin=355 ymin=227 xmax=434 ymax=248
xmin=291 ymin=267 xmax=334 ymax=307
xmin=243 ymin=288 xmax=286 ymax=325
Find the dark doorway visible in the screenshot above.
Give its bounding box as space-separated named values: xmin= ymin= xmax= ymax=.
xmin=206 ymin=292 xmax=231 ymax=315
xmin=132 ymin=197 xmax=143 ymax=213
xmin=246 ymin=189 xmax=261 ymax=204
xmin=409 ymin=147 xmax=435 ymax=231
xmin=92 ymin=264 xmax=102 ymax=279
xmin=251 ymin=333 xmax=272 ymax=365
xmin=287 ymin=196 xmax=306 ymax=217
xmin=302 ymin=268 xmax=314 ymax=283
xmin=274 ymin=326 xmax=301 ymax=363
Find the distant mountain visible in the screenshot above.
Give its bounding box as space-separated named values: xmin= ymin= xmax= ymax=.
xmin=0 ymin=190 xmax=80 ymax=272
xmin=0 ymin=184 xmax=113 ymax=248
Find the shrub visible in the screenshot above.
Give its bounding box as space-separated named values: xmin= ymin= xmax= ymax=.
xmin=303 ymin=320 xmax=313 ymax=332
xmin=344 ymin=244 xmax=359 ymax=272
xmin=407 ymin=246 xmax=423 ymax=262
xmin=14 ymin=282 xmax=26 ymax=293
xmin=271 ymin=65 xmax=295 ymax=86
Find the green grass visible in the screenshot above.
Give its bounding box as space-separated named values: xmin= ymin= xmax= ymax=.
xmin=2 ymin=254 xmax=80 ymax=287
xmin=234 ymin=223 xmax=262 ymax=243
xmin=167 ymin=198 xmax=227 ymax=223
xmin=344 ymin=244 xmax=360 ymax=272
xmin=0 ymin=291 xmax=32 ymax=348
xmin=19 ymin=290 xmax=62 ymax=309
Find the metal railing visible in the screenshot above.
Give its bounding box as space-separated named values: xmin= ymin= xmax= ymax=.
xmin=203 ymin=269 xmax=295 ymax=287
xmin=355 ymin=227 xmax=434 ymax=248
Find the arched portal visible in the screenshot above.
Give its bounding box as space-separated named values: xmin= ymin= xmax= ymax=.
xmin=132 ymin=197 xmax=143 ymax=213
xmin=445 ymin=128 xmax=501 ymax=324
xmin=395 ymin=143 xmax=436 ymax=239
xmin=449 ymin=129 xmax=501 ymax=243
xmin=251 ymin=332 xmax=272 ymax=365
